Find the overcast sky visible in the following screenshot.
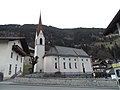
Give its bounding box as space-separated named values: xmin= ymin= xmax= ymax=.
xmin=0 ymin=0 xmax=120 ymax=28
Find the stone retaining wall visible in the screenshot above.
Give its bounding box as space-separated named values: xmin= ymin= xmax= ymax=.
xmin=14 ymin=77 xmax=117 ymax=88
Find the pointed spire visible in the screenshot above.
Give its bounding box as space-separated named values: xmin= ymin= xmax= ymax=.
xmin=37 ymin=12 xmax=42 ymax=36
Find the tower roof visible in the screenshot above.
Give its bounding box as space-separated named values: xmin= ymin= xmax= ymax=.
xmin=37 ymin=13 xmax=42 ymax=36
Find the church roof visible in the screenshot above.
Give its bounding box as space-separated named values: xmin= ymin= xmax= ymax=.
xmin=45 ymin=46 xmax=89 ymax=57
xmin=104 ymin=10 xmax=120 ymax=35
xmin=37 ymin=13 xmax=42 ymax=36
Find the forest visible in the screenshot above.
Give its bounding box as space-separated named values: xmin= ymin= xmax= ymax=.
xmin=0 ymin=24 xmax=120 ymax=61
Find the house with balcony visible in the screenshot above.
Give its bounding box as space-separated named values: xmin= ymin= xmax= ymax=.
xmin=0 ymin=37 xmax=29 ymax=79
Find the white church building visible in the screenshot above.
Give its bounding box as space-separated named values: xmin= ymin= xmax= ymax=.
xmin=0 ymin=37 xmax=29 ymax=79
xmin=34 ymin=15 xmax=93 ymax=76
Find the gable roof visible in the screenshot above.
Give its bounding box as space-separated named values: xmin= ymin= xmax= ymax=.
xmin=0 ymin=37 xmax=30 ymax=55
xmin=104 ymin=10 xmax=120 ymax=35
xmin=45 ymin=46 xmax=89 ymax=57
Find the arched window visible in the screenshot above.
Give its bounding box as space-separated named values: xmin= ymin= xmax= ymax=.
xmin=82 ymin=63 xmax=85 ymax=73
xmin=40 ymin=38 xmax=42 ymax=45
xmin=69 ymin=63 xmax=72 ymax=69
xmin=63 ymin=62 xmax=66 ymax=69
xmin=55 ymin=62 xmax=58 ymax=69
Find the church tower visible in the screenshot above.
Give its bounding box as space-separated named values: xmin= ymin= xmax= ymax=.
xmin=34 ymin=14 xmax=45 ymax=72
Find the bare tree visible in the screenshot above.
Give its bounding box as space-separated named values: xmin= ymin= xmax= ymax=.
xmin=31 ymin=56 xmax=39 ymax=73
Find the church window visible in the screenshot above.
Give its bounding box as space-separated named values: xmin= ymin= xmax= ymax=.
xmin=82 ymin=63 xmax=85 ymax=73
xmin=11 ymin=52 xmax=13 ymax=58
xmin=55 ymin=62 xmax=58 ymax=69
xmin=9 ymin=64 xmax=12 ymax=75
xmin=16 ymin=55 xmax=18 ymax=61
xmin=74 ymin=59 xmax=76 ymax=61
xmin=40 ymin=38 xmax=42 ymax=45
xmin=63 ymin=62 xmax=66 ymax=69
xmin=75 ymin=63 xmax=77 ymax=69
xmin=69 ymin=63 xmax=72 ymax=69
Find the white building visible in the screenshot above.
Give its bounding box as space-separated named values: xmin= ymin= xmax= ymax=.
xmin=44 ymin=46 xmax=93 ymax=75
xmin=34 ymin=15 xmax=45 ymax=72
xmin=0 ymin=37 xmax=29 ymax=79
xmin=34 ymin=15 xmax=93 ymax=76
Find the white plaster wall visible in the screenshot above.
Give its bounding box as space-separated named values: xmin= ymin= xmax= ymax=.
xmin=8 ymin=40 xmax=24 ymax=74
xmin=59 ymin=56 xmax=80 ymax=73
xmin=44 ymin=56 xmax=59 ymax=73
xmin=78 ymin=57 xmax=93 ymax=73
xmin=34 ymin=31 xmax=45 ymax=72
xmin=0 ymin=40 xmax=24 ymax=79
xmin=34 ymin=45 xmax=45 ymax=72
xmin=44 ymin=56 xmax=93 ymax=74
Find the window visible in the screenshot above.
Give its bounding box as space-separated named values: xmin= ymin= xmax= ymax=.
xmin=75 ymin=63 xmax=77 ymax=69
xmin=16 ymin=55 xmax=18 ymax=61
xmin=63 ymin=62 xmax=66 ymax=69
xmin=82 ymin=63 xmax=85 ymax=73
xmin=86 ymin=59 xmax=88 ymax=61
xmin=69 ymin=58 xmax=71 ymax=61
xmin=69 ymin=63 xmax=72 ymax=69
xmin=40 ymin=38 xmax=42 ymax=45
xmin=82 ymin=59 xmax=83 ymax=61
xmin=74 ymin=59 xmax=76 ymax=61
xmin=11 ymin=52 xmax=13 ymax=58
xmin=9 ymin=64 xmax=12 ymax=75
xmin=55 ymin=62 xmax=58 ymax=69
xmin=55 ymin=58 xmax=57 ymax=60
xmin=63 ymin=58 xmax=65 ymax=60
xmin=15 ymin=64 xmax=17 ymax=74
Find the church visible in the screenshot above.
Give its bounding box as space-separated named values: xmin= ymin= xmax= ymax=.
xmin=34 ymin=15 xmax=93 ymax=76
